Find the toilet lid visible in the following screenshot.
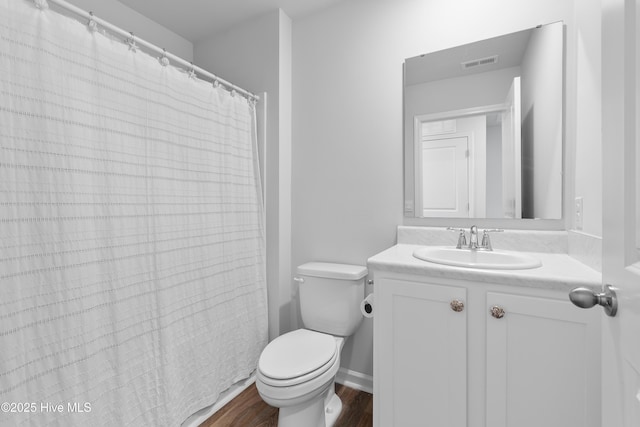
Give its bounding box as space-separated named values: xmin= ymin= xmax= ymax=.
xmin=259 ymin=329 xmax=337 ymax=380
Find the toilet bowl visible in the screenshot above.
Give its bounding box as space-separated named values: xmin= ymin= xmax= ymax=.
xmin=255 ymin=262 xmax=367 ymax=427
xmin=256 ymin=329 xmax=345 ymax=427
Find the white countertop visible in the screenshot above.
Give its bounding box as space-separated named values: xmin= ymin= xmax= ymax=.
xmin=367 ymin=244 xmax=602 ymax=292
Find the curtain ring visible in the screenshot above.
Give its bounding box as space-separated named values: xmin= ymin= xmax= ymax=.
xmin=188 ymin=63 xmax=197 ymax=80
xmin=159 ymin=49 xmax=170 ymax=67
xmin=34 ymin=0 xmax=49 ymax=9
xmin=212 ymin=79 xmax=220 ymax=89
xmin=87 ymin=12 xmax=98 ymax=32
xmin=127 ymin=32 xmax=138 ymax=52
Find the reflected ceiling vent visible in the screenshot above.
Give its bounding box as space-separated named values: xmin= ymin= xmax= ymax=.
xmin=461 ymin=55 xmax=499 ymax=70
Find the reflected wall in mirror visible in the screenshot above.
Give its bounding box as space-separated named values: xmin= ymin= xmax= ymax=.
xmin=404 ymin=22 xmax=564 ymax=219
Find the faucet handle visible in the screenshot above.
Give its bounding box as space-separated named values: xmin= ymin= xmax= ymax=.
xmin=447 ymin=227 xmax=467 ymax=249
xmin=480 ymin=229 xmax=503 ymax=251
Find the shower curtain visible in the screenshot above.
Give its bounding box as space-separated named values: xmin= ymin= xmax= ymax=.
xmin=0 ymin=1 xmax=268 ymax=426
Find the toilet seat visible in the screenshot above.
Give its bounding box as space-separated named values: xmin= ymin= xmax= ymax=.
xmin=256 ymin=342 xmax=341 ymax=406
xmin=258 ymin=329 xmax=338 ymax=387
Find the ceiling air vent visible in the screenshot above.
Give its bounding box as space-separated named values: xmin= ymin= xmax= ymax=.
xmin=461 ymin=55 xmax=499 ymax=70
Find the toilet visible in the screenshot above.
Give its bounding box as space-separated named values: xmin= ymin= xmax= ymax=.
xmin=256 ymin=262 xmax=367 ymax=427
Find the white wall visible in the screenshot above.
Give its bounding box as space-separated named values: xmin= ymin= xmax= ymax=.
xmin=404 ymin=66 xmax=521 ymax=120
xmin=64 ymin=0 xmax=193 ymax=60
xmin=573 ymin=0 xmax=602 ymax=236
xmin=194 ymin=10 xmax=293 ymax=341
xmin=292 ymin=0 xmax=598 ymax=377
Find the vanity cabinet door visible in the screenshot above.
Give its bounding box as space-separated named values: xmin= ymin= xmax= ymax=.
xmin=374 ymin=278 xmax=467 ymax=427
xmin=485 ymin=292 xmax=600 ymax=427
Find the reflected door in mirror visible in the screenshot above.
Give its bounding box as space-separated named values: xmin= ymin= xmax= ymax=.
xmin=418 ymin=136 xmax=469 ymax=217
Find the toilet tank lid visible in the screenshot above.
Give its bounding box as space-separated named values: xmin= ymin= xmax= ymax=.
xmin=297 ymin=262 xmax=368 ymax=280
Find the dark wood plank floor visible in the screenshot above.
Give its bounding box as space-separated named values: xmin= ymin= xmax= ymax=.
xmin=200 ymin=383 xmax=373 ymax=427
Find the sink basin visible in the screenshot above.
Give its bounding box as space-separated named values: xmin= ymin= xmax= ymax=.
xmin=413 ymin=246 xmax=542 ymax=270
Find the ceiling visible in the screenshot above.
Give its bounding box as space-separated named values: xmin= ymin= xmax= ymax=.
xmin=117 ymin=0 xmax=347 ymax=42
xmin=404 ymin=27 xmax=533 ymax=86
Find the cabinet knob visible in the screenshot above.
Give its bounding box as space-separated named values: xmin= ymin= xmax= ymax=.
xmin=490 ymin=306 xmax=505 ymax=319
xmin=450 ymin=300 xmax=465 ymax=312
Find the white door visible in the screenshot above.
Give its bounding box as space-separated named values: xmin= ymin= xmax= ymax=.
xmin=601 ymin=0 xmax=640 ymax=425
xmin=418 ymin=137 xmax=469 ymax=217
xmin=501 ymin=77 xmax=522 ymax=218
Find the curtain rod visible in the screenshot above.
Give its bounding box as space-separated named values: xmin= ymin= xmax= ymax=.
xmin=38 ymin=0 xmax=259 ymax=102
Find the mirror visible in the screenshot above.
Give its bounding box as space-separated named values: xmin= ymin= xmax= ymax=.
xmin=404 ymin=22 xmax=564 ymax=219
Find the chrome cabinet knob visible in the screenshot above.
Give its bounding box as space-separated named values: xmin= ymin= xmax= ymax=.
xmin=450 ymin=300 xmax=464 ymax=312
xmin=490 ymin=306 xmax=505 ymax=319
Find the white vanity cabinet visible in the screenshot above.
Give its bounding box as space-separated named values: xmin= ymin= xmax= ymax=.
xmin=375 ymin=278 xmax=467 ymax=427
xmin=372 ymin=272 xmax=600 ymax=427
xmin=485 ymin=291 xmax=600 ymax=427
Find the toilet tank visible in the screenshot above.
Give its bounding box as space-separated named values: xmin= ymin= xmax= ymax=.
xmin=296 ymin=262 xmax=367 ymax=337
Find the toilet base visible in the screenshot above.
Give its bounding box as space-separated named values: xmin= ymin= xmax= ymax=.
xmin=324 ymin=386 xmax=343 ymax=427
xmin=275 ymin=382 xmax=343 ymax=427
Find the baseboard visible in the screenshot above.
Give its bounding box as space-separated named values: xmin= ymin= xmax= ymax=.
xmin=181 ymin=374 xmax=256 ymax=427
xmin=336 ymin=367 xmax=373 ymax=394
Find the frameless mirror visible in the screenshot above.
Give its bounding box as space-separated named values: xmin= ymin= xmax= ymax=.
xmin=404 ymin=22 xmax=564 ymax=219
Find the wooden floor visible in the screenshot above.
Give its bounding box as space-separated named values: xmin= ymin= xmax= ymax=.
xmin=200 ymin=383 xmax=373 ymax=427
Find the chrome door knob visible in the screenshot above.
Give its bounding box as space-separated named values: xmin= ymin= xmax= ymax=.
xmin=569 ymin=285 xmax=618 ymax=317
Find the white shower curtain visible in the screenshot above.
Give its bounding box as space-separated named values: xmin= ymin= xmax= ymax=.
xmin=0 ymin=1 xmax=268 ymax=426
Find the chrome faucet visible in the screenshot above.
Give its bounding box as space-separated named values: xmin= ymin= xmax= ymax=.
xmin=449 ymin=226 xmax=503 ymax=251
xmin=468 ymin=225 xmax=479 ymax=249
